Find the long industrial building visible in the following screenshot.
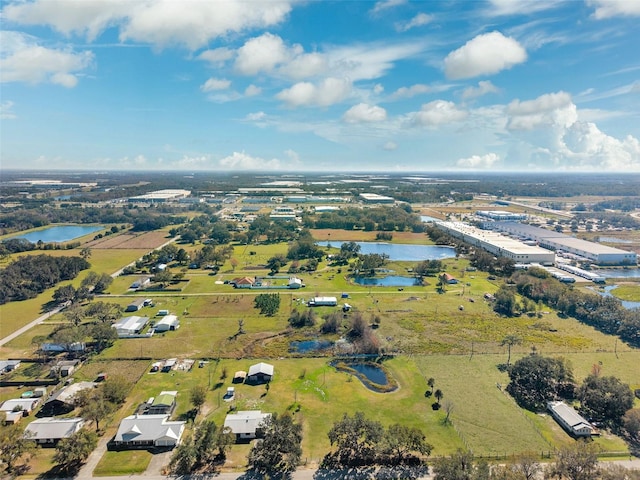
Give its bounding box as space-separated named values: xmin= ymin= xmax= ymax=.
xmin=435 ymin=222 xmax=556 ymax=264
xmin=488 ymin=222 xmax=637 ymax=266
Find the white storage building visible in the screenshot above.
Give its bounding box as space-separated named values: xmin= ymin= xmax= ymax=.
xmin=112 ymin=316 xmax=149 ymax=337
xmin=154 ymin=315 xmax=180 ymax=332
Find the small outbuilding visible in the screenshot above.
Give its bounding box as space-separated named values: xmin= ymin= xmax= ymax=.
xmin=154 ymin=315 xmax=180 ymax=332
xmin=51 ymin=359 xmax=81 ymax=377
xmin=547 ymin=401 xmax=595 ymax=437
xmin=288 ymin=277 xmax=303 ymax=289
xmin=440 ymin=273 xmax=458 ymax=284
xmin=147 ymin=391 xmax=177 ymax=415
xmin=0 ymin=360 xmax=20 ymax=373
xmin=125 ymin=298 xmax=146 ymax=312
xmin=24 ymin=417 xmax=85 ymax=446
xmin=223 ymin=410 xmax=271 ymax=442
xmin=247 ymin=362 xmax=274 ymax=384
xmin=1 ymin=398 xmax=39 ymax=421
xmin=112 ymin=316 xmax=149 ymax=337
xmin=42 ymin=382 xmax=97 ymax=416
xmin=233 ymin=370 xmax=247 ymax=383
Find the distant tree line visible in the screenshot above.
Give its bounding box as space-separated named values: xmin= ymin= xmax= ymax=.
xmin=304 ymin=206 xmax=425 ymax=232
xmin=0 ymin=255 xmax=90 ymax=304
xmin=509 ymin=269 xmax=640 ymax=346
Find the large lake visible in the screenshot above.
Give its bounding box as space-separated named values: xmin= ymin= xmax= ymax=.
xmin=317 ymin=241 xmax=456 ymax=261
xmin=13 ymin=225 xmax=103 ymax=243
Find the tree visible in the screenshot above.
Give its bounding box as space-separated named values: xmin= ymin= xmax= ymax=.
xmin=53 ymin=284 xmax=77 ymax=304
xmin=0 ymin=423 xmax=36 ymax=474
xmin=53 ymin=429 xmax=97 ymax=473
xmin=80 ymin=247 xmax=92 ymax=260
xmin=266 ymin=254 xmax=287 ymax=274
xmin=254 ymin=293 xmax=281 ymax=316
xmin=381 ymin=423 xmax=432 ymax=464
xmin=152 ymin=269 xmax=173 ymax=288
xmin=64 ymin=302 xmax=85 ymax=326
xmin=434 ymin=389 xmax=444 ymax=405
xmin=433 ymin=450 xmax=489 ymax=480
xmin=427 ymin=377 xmax=435 ymax=393
xmin=326 ymin=411 xmax=384 ymax=466
xmin=169 ymin=420 xmax=233 ymax=474
xmin=494 ymin=285 xmax=518 ymax=316
xmin=501 ymin=334 xmax=523 ymax=366
xmin=544 ymin=441 xmax=599 ymax=480
xmin=248 ymin=413 xmax=303 ymax=473
xmin=623 ymin=408 xmax=640 ymax=440
xmin=491 ymin=452 xmax=541 ymax=480
xmin=288 ymin=309 xmax=316 ymax=328
xmin=190 ymin=384 xmax=207 ymax=414
xmin=507 ymin=354 xmax=575 ymax=411
xmin=85 ymin=301 xmax=121 ymax=323
xmin=80 ymin=391 xmax=114 ymax=431
xmin=414 ymin=260 xmax=442 ymax=277
xmin=89 ymin=321 xmax=118 ymax=351
xmin=577 ymin=375 xmax=634 ymax=425
xmin=102 ymin=376 xmax=130 ymax=405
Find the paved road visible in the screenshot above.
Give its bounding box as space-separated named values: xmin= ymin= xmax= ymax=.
xmin=0 ymin=301 xmax=69 ymax=347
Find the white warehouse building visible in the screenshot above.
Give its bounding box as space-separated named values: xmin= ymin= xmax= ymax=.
xmin=435 ymin=222 xmax=556 ymax=265
xmin=490 ymin=222 xmax=638 ymax=266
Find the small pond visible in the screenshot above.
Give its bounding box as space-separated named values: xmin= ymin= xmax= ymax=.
xmin=595 ymin=268 xmax=640 ymax=279
xmin=12 ymin=225 xmax=103 ymax=243
xmin=332 ymin=360 xmax=397 ymax=392
xmin=589 ymin=285 xmax=640 ymax=310
xmin=317 ymin=241 xmax=456 ymax=261
xmin=289 ymin=339 xmax=334 ymax=354
xmin=353 ymin=275 xmax=422 ymax=287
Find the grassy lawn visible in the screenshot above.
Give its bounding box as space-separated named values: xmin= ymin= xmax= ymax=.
xmin=93 ymin=450 xmax=153 ymax=476
xmin=610 ymin=284 xmax=640 ymax=301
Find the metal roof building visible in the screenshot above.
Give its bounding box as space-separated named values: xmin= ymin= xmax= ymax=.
xmin=490 ymin=222 xmax=638 ymax=266
xmin=435 ymin=221 xmax=556 ymax=264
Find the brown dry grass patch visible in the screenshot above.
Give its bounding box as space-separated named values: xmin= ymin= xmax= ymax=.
xmin=87 ymin=231 xmax=170 ymax=249
xmin=310 ymin=229 xmax=430 ymax=244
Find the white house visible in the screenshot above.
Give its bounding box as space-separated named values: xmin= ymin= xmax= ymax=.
xmin=1 ymin=398 xmax=39 ymax=422
xmin=547 ymin=401 xmax=595 ymax=437
xmin=288 ymin=277 xmax=303 ymax=289
xmin=24 ymin=417 xmax=85 ymax=446
xmin=154 ymin=315 xmax=180 ymax=332
xmin=112 ymin=316 xmax=149 ymax=337
xmin=223 ymin=410 xmax=271 ymax=441
xmin=112 ymin=414 xmax=185 ymax=449
xmin=308 ymin=297 xmax=337 ymax=307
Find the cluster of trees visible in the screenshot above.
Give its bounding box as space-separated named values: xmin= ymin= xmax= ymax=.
xmin=509 ymin=269 xmax=640 ymax=346
xmin=304 ymin=206 xmax=425 ymax=233
xmin=248 ymin=215 xmax=299 ymax=243
xmin=323 ymin=411 xmax=432 ymax=467
xmin=248 ymin=413 xmax=303 ymax=473
xmin=254 ymin=293 xmax=281 ymax=316
xmin=507 ymin=354 xmax=635 ymax=428
xmin=52 ymin=271 xmax=113 ymax=305
xmin=288 ymin=309 xmax=316 ymax=328
xmin=169 ymin=214 xmax=232 ymax=245
xmin=0 ymin=254 xmax=90 ymax=304
xmin=169 ymin=420 xmax=234 ymax=474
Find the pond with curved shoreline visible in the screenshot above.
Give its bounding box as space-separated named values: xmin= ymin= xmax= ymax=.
xmin=317 ymin=241 xmax=456 ymax=261
xmin=11 ymin=225 xmax=103 ymax=243
xmin=353 ymin=275 xmax=422 ymax=287
xmin=331 ymin=360 xmax=398 ymax=393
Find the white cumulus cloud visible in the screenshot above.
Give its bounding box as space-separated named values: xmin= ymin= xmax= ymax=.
xmin=370 ymin=0 xmax=406 ymax=16
xmin=395 ymin=13 xmax=433 ymax=32
xmin=2 ymin=0 xmax=293 ymax=50
xmin=200 ymin=77 xmax=231 ymax=92
xmin=391 ymin=84 xmax=432 ymax=99
xmin=383 ymin=141 xmax=398 ymax=151
xmin=219 ymin=151 xmax=281 ymax=170
xmin=0 ymin=101 xmax=17 ymax=119
xmin=343 ymin=103 xmax=387 ymax=123
xmin=507 ymin=91 xmax=575 ymax=130
xmin=235 ymin=32 xmax=292 ymax=75
xmin=276 ymin=77 xmax=352 ymax=107
xmin=198 ymin=47 xmax=234 ymax=66
xmin=588 ymin=0 xmax=640 ymax=19
xmin=0 ymin=31 xmax=93 ymax=86
xmin=408 ymin=100 xmax=468 ymax=127
xmin=444 ymin=31 xmax=527 ymax=80
xmin=456 ymin=153 xmax=500 ymax=169
xmin=461 ymin=80 xmax=499 ymax=99
xmin=244 ymin=84 xmax=262 ymax=97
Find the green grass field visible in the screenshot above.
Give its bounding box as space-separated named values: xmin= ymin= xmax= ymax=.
xmin=2 ymin=229 xmax=639 ymax=476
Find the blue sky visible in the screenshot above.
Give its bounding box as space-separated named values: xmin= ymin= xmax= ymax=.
xmin=1 ymin=0 xmax=639 ymax=172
